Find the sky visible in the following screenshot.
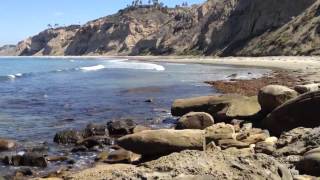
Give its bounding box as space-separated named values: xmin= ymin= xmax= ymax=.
xmin=0 ymin=0 xmax=205 ymax=46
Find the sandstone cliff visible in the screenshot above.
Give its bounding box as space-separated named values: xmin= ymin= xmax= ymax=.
xmin=3 ymin=0 xmax=318 ymax=56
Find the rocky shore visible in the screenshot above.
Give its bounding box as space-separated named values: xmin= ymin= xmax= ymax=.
xmin=1 ymin=67 xmax=320 ymax=179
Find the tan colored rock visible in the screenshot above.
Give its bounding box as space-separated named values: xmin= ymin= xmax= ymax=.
xmin=218 ymin=139 xmax=250 ymax=149
xmin=172 ymin=95 xmax=261 ymax=122
xmin=176 ymin=112 xmax=214 ymax=130
xmin=205 ymin=123 xmax=236 ymax=145
xmin=104 ymin=148 xmax=141 ymax=164
xmin=117 ymin=129 xmax=204 ymax=156
xmin=293 ymin=175 xmax=318 ymax=180
xmin=133 ymin=125 xmax=151 ymax=134
xmin=258 ymin=85 xmax=298 ymax=113
xmin=236 ymin=128 xmax=270 ymax=144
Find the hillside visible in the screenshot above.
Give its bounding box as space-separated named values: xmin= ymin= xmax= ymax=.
xmin=2 ymin=0 xmax=318 ymax=56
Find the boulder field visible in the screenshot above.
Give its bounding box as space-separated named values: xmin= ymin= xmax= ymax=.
xmin=4 ymin=84 xmax=320 ymax=179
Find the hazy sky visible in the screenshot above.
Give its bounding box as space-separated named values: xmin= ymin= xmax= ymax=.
xmin=0 ymin=0 xmax=205 ymax=46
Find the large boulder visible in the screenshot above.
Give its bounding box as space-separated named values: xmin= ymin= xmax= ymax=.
xmin=296 ymin=147 xmax=320 ymax=176
xmin=261 ymin=91 xmax=320 ymax=136
xmin=205 ymin=123 xmax=236 ymax=145
xmin=171 ymin=95 xmax=261 ymax=122
xmin=258 ymin=85 xmax=298 ymax=113
xmin=0 ymin=138 xmax=16 ymax=151
xmin=176 ymin=112 xmax=214 ymax=130
xmin=117 ymin=129 xmax=204 ymax=156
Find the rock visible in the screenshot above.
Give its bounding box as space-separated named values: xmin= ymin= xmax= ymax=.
xmin=104 ymin=148 xmax=141 ymax=164
xmin=176 ymin=112 xmax=214 ymax=130
xmin=46 ymin=156 xmax=68 ymax=162
xmin=254 ymin=141 xmax=276 ymax=155
xmin=294 ymin=84 xmax=320 ymax=94
xmin=217 ymin=139 xmax=250 ymax=149
xmin=0 ymin=138 xmax=16 ymax=151
xmin=297 ymin=147 xmax=320 ymax=176
xmin=171 ymin=95 xmax=261 ymax=122
xmin=258 ymin=85 xmax=298 ymax=113
xmin=132 ymin=125 xmax=151 ymax=134
xmin=117 ymin=129 xmax=204 ymax=156
xmin=77 ymin=136 xmax=111 ymax=148
xmin=95 ymin=151 xmax=109 ymax=162
xmin=293 ymin=175 xmax=318 ymax=180
xmin=53 ymin=130 xmax=83 ymax=144
xmin=4 ymin=152 xmax=48 ymax=167
xmin=261 ymin=91 xmax=320 ymax=136
xmin=107 ymin=119 xmax=137 ymax=136
xmin=14 ymin=168 xmax=33 ymax=177
xmin=236 ymin=128 xmax=270 ymax=144
xmin=205 ymin=123 xmax=236 ymax=145
xmin=82 ymin=123 xmax=109 ymax=138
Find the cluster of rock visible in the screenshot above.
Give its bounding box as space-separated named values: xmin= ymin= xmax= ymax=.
xmin=3 ymin=83 xmax=320 ymax=179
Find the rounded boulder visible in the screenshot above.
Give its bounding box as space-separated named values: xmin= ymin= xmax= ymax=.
xmin=176 ymin=112 xmax=214 ymax=130
xmin=258 ymin=85 xmax=298 ymax=113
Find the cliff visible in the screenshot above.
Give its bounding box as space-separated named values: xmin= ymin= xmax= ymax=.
xmin=4 ymin=0 xmax=318 ymax=56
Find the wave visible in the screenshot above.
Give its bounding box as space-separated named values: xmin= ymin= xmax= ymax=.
xmin=79 ymin=65 xmax=105 ymax=71
xmin=104 ymin=60 xmax=165 ymax=71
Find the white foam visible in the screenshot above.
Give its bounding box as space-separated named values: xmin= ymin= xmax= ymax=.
xmin=105 ymin=61 xmax=165 ymax=71
xmin=7 ymin=75 xmax=15 ymax=79
xmin=15 ymin=73 xmax=23 ymax=77
xmin=80 ymin=65 xmax=105 ymax=71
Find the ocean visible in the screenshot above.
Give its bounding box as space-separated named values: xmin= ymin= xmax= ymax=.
xmin=0 ymin=57 xmax=269 ymax=175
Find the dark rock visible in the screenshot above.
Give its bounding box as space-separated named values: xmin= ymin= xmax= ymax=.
xmin=77 ymin=136 xmax=111 ymax=148
xmin=71 ymin=145 xmax=88 ymax=152
xmin=15 ymin=168 xmax=33 ymax=177
xmin=107 ymin=119 xmax=137 ymax=136
xmin=297 ymin=147 xmax=320 ymax=176
xmin=4 ymin=153 xmax=47 ymax=167
xmin=54 ymin=129 xmax=83 ymax=144
xmin=261 ymin=90 xmax=320 ymax=136
xmin=82 ymin=123 xmax=109 ymax=138
xmin=46 ymin=155 xmax=68 ymax=162
xmin=176 ymin=112 xmax=214 ymax=130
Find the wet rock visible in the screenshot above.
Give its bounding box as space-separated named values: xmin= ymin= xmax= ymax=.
xmin=171 ymin=95 xmax=261 ymax=122
xmin=297 ymin=147 xmax=320 ymax=176
xmin=261 ymin=91 xmax=320 ymax=136
xmin=95 ymin=151 xmax=109 ymax=162
xmin=132 ymin=125 xmax=151 ymax=134
xmin=294 ymin=84 xmax=320 ymax=94
xmin=46 ymin=155 xmax=68 ymax=162
xmin=14 ymin=168 xmax=33 ymax=177
xmin=77 ymin=136 xmax=111 ymax=148
xmin=117 ymin=129 xmax=204 ymax=156
xmin=53 ymin=130 xmax=83 ymax=144
xmin=107 ymin=119 xmax=136 ymax=136
xmin=258 ymin=85 xmax=298 ymax=113
xmin=145 ymin=98 xmax=154 ymax=103
xmin=205 ymin=123 xmax=236 ymax=145
xmin=0 ymin=138 xmax=16 ymax=151
xmin=71 ymin=145 xmax=88 ymax=152
xmin=176 ymin=112 xmax=214 ymax=130
xmin=4 ymin=152 xmax=48 ymax=167
xmin=82 ymin=123 xmax=109 ymax=138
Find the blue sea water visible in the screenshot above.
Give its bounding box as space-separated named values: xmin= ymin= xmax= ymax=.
xmin=0 ymin=57 xmax=271 ymax=175
xmin=0 ymin=57 xmax=270 ymax=142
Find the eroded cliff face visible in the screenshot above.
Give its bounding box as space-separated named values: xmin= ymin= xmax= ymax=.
xmin=5 ymin=0 xmax=318 ymax=56
xmin=237 ymin=0 xmax=320 ymax=56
